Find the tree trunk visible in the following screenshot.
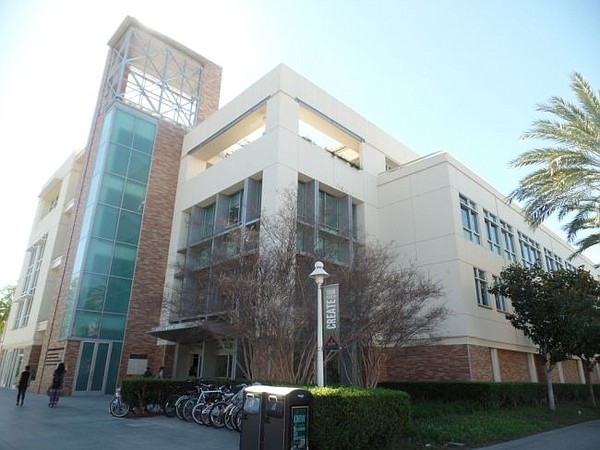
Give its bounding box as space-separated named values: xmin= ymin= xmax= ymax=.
xmin=587 ymin=367 xmax=597 ymax=407
xmin=544 ymin=360 xmax=556 ymax=411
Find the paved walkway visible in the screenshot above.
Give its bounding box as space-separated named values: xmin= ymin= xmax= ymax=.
xmin=2 ymin=387 xmax=599 ymax=449
xmin=474 ymin=419 xmax=600 ymax=449
xmin=0 ymin=387 xmax=240 ymax=450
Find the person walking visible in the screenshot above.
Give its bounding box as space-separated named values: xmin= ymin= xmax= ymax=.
xmin=48 ymin=362 xmax=66 ymax=407
xmin=16 ymin=365 xmax=31 ymax=406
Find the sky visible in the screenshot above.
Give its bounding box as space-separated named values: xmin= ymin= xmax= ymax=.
xmin=0 ymin=0 xmax=599 ymax=288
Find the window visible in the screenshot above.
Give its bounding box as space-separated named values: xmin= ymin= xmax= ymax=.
xmin=297 ymin=182 xmax=309 ymax=221
xmin=518 ymin=232 xmax=542 ymax=268
xmin=500 ymin=220 xmax=517 ymax=262
xmin=474 ymin=267 xmax=490 ymax=307
xmin=460 ymin=195 xmax=480 ymax=244
xmin=319 ymin=191 xmax=340 ymax=233
xmin=492 ymin=276 xmax=507 ymax=312
xmin=201 ymin=204 xmax=215 ymax=238
xmin=12 ymin=301 xmax=24 ymax=329
xmin=484 ymin=211 xmax=501 ymax=255
xmin=21 ymin=237 xmax=46 ymax=296
xmin=565 ymin=262 xmax=577 ymax=272
xmin=544 ymin=249 xmax=564 ymax=271
xmin=227 ymin=191 xmax=243 ymax=227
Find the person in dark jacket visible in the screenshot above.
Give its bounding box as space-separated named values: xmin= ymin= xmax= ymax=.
xmin=16 ymin=365 xmax=31 ymax=406
xmin=48 ymin=362 xmax=66 ymax=407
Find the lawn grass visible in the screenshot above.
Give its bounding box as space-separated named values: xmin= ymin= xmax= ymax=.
xmin=385 ymin=400 xmax=600 ymax=449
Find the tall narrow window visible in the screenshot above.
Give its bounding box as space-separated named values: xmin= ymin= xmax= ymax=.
xmin=319 ymin=191 xmax=340 ymax=233
xmin=484 ymin=211 xmax=501 ymax=255
xmin=297 ymin=182 xmax=308 ymax=221
xmin=460 ymin=195 xmax=480 ymax=244
xmin=474 ymin=267 xmax=490 ymax=307
xmin=21 ymin=237 xmax=46 ymax=296
xmin=518 ymin=232 xmax=542 ymax=268
xmin=500 ymin=220 xmax=517 ymax=262
xmin=201 ymin=204 xmax=215 ymax=238
xmin=544 ymin=249 xmax=564 ymax=271
xmin=12 ymin=301 xmax=24 ymax=330
xmin=227 ymin=191 xmax=243 ymax=227
xmin=492 ymin=275 xmax=507 ymax=312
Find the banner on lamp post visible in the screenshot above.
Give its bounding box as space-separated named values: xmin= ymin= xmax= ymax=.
xmin=322 ymin=284 xmax=340 ymax=351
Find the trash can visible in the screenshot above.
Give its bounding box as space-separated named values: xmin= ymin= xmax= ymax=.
xmin=239 ymin=385 xmax=312 ymax=450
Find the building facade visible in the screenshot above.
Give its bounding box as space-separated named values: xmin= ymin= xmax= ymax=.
xmin=2 ymin=19 xmax=598 ymax=393
xmin=0 ymin=16 xmax=221 ymax=395
xmin=155 ymin=64 xmax=600 ymax=384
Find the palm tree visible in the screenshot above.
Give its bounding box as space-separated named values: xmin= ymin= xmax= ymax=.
xmin=509 ymin=73 xmax=600 ymax=256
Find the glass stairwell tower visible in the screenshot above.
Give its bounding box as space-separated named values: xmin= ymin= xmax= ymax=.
xmin=36 ymin=16 xmax=221 ymax=395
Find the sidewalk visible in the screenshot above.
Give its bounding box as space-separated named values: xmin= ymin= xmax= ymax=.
xmin=475 ymin=419 xmax=600 ymax=450
xmin=0 ymin=387 xmax=240 ymax=450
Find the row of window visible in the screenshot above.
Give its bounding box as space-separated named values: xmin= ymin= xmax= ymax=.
xmin=460 ymin=194 xmax=576 ymax=272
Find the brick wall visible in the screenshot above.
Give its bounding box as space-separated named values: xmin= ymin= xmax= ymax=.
xmin=383 ymin=345 xmax=472 ymax=381
xmin=468 ymin=345 xmax=493 ymax=381
xmin=561 ymin=360 xmax=581 ymax=384
xmin=119 ymin=119 xmax=185 ymax=378
xmin=497 ymin=349 xmax=530 ymax=382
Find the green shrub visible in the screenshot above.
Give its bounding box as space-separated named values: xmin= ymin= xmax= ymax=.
xmin=378 ymin=381 xmax=598 ymax=409
xmin=308 ymin=386 xmax=410 ymax=450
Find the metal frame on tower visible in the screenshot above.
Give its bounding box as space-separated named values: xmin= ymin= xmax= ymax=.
xmin=101 ymin=18 xmax=205 ymax=128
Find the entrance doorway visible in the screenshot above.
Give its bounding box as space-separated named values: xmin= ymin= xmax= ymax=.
xmin=74 ymin=340 xmax=121 ymax=395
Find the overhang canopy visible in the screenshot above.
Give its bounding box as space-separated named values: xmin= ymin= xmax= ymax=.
xmin=148 ymin=319 xmax=236 ymax=344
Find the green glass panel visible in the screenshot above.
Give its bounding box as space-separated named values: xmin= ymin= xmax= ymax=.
xmin=98 ymin=173 xmax=124 ymax=207
xmin=90 ymin=343 xmax=109 ymax=391
xmin=99 ymin=313 xmax=126 ymax=340
xmin=104 ymin=277 xmax=131 ymax=313
xmin=110 ymin=243 xmax=137 ymax=278
xmin=112 ymin=109 xmax=135 ymax=146
xmin=75 ymin=342 xmax=95 ymax=391
xmin=91 ymin=204 xmax=119 ymax=239
xmin=84 ymin=238 xmax=113 ymax=275
xmin=72 ymin=311 xmax=101 ymax=338
xmin=122 ymin=180 xmax=146 ymax=212
xmin=128 ymin=150 xmax=151 ymax=183
xmin=105 ymin=342 xmax=122 ymax=395
xmin=132 ymin=119 xmax=156 ymax=154
xmin=59 ymin=274 xmax=80 ymax=339
xmin=105 ymin=143 xmax=130 ymax=176
xmin=78 ymin=273 xmax=107 ymax=311
xmin=116 ymin=211 xmax=142 ymax=245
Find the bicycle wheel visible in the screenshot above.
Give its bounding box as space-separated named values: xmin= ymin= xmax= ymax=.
xmin=175 ymin=395 xmax=190 ymax=420
xmin=109 ymin=398 xmax=130 ymax=418
xmin=224 ymin=404 xmax=236 ymax=430
xmin=182 ymin=398 xmax=196 ymax=422
xmin=164 ymin=395 xmax=178 ymax=418
xmin=233 ymin=405 xmax=243 ymax=432
xmin=209 ymin=401 xmax=227 ymax=428
xmin=200 ymin=402 xmax=214 ymax=426
xmin=191 ymin=401 xmax=207 ymax=425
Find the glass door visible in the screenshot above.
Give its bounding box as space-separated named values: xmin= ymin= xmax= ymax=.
xmin=74 ymin=341 xmax=119 ymax=394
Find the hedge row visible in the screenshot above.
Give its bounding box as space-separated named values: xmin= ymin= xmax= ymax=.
xmin=308 ymin=387 xmax=410 ymax=450
xmin=119 ymin=379 xmax=411 ymax=449
xmin=378 ymin=381 xmax=596 ymax=408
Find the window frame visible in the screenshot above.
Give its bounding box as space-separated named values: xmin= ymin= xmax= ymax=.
xmin=473 ymin=267 xmax=490 ymax=307
xmin=460 ymin=195 xmax=481 ymax=244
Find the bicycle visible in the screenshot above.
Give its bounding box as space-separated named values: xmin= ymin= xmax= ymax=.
xmin=109 ymin=387 xmax=130 ymax=418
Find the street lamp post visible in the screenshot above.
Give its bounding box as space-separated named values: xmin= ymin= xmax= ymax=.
xmin=309 ymin=261 xmax=329 ymax=387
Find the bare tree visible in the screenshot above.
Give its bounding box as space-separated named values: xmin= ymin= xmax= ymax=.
xmin=217 ymin=195 xmax=316 ymax=383
xmin=337 ymin=245 xmax=448 ymax=387
xmin=163 ymin=190 xmax=448 ymax=387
